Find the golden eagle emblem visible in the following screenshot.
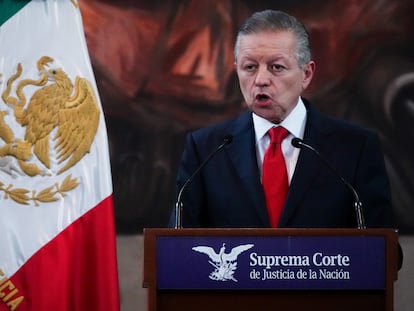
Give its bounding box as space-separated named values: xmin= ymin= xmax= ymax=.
xmin=0 ymin=56 xmax=100 ymax=205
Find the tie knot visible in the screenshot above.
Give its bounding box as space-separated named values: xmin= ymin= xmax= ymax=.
xmin=268 ymin=126 xmax=289 ymax=144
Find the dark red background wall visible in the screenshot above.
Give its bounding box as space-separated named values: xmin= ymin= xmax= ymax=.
xmin=79 ymin=0 xmax=414 ymax=234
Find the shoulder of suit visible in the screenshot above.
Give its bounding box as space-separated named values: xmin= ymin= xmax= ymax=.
xmin=191 ymin=110 xmax=251 ymax=138
xmin=306 ymin=102 xmax=377 ymax=137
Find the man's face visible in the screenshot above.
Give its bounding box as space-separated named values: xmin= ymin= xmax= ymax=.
xmin=236 ymin=30 xmax=315 ymax=123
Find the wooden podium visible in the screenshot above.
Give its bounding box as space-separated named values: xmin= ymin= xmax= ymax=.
xmin=143 ymin=228 xmax=399 ymax=311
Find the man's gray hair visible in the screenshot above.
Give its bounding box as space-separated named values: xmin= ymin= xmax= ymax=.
xmin=234 ymin=10 xmax=311 ymax=68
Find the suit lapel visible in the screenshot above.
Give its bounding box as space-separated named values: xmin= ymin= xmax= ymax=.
xmin=279 ymin=106 xmax=333 ymax=226
xmin=225 ymin=111 xmax=270 ymax=226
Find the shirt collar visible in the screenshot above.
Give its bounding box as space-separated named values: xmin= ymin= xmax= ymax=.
xmin=253 ymin=97 xmax=307 ymax=142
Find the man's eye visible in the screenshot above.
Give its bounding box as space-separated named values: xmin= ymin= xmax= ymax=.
xmin=271 ymin=64 xmax=284 ymax=71
xmin=244 ymin=64 xmax=256 ymax=71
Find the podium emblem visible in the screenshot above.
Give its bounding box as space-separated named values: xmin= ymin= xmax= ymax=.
xmin=192 ymin=243 xmax=254 ymax=282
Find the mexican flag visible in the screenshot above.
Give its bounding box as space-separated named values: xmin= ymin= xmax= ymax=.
xmin=0 ymin=1 xmax=120 ymax=310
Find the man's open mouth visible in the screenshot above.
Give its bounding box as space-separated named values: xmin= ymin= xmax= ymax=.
xmin=256 ymin=94 xmax=270 ymax=101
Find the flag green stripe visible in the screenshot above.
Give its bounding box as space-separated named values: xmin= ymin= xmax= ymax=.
xmin=0 ymin=0 xmax=31 ymax=27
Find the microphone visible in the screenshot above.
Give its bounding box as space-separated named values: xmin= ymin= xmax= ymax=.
xmin=174 ymin=134 xmax=233 ymax=229
xmin=291 ymin=137 xmax=366 ymax=229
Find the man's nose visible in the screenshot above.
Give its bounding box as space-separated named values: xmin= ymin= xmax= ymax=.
xmin=254 ymin=66 xmax=271 ymax=87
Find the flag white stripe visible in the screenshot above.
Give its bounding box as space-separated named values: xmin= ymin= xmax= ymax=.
xmin=0 ymin=0 xmax=112 ymax=277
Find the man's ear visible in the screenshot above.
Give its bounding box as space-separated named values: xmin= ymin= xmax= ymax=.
xmin=302 ymin=61 xmax=315 ymax=90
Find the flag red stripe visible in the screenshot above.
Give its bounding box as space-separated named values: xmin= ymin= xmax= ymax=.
xmin=1 ymin=196 xmax=119 ymax=311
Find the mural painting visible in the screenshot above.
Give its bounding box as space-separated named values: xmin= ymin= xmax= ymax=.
xmin=79 ymin=0 xmax=414 ymax=233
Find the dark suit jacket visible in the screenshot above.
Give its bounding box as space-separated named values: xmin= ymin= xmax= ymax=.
xmin=172 ymin=101 xmax=394 ymax=229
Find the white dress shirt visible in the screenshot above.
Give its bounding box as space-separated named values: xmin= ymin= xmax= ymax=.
xmin=253 ymin=98 xmax=307 ymax=183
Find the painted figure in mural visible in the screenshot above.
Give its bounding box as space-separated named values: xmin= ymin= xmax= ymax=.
xmin=170 ymin=10 xmax=395 ymax=231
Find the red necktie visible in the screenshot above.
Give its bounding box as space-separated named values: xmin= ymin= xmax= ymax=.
xmin=262 ymin=126 xmax=289 ymax=227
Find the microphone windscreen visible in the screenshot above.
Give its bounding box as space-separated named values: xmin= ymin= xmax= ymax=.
xmin=223 ymin=134 xmax=233 ymax=145
xmin=291 ymin=137 xmax=302 ymax=148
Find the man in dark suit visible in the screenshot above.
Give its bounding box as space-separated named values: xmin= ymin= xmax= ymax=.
xmin=170 ymin=10 xmax=395 ymax=230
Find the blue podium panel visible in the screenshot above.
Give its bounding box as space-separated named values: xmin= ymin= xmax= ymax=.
xmin=156 ymin=235 xmax=384 ymax=290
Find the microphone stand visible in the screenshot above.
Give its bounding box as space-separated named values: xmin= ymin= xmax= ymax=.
xmin=291 ymin=138 xmax=366 ymax=229
xmin=354 ymin=201 xmax=366 ymax=230
xmin=174 ymin=135 xmax=233 ymax=229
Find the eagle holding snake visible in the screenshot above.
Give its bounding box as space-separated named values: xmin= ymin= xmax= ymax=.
xmin=1 ymin=56 xmax=100 ymax=176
